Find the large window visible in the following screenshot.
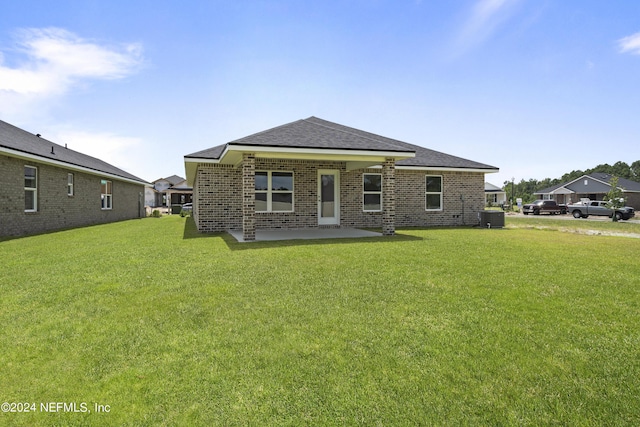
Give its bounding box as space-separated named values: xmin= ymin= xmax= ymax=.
xmin=363 ymin=173 xmax=382 ymax=211
xmin=24 ymin=166 xmax=37 ymax=212
xmin=255 ymin=171 xmax=294 ymax=212
xmin=101 ymin=180 xmax=112 ymax=210
xmin=425 ymin=175 xmax=443 ymax=211
xmin=67 ymin=173 xmax=74 ymax=196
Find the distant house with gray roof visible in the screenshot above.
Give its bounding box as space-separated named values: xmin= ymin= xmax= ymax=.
xmin=535 ymin=173 xmax=640 ymax=209
xmin=485 ymin=182 xmax=507 ymax=206
xmin=0 ymin=119 xmax=148 ymax=237
xmin=145 ymin=175 xmax=193 ymax=210
xmin=184 ymin=117 xmax=499 ymax=241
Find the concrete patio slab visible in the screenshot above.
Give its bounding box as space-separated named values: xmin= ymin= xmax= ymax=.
xmin=228 ymin=228 xmax=382 ymax=242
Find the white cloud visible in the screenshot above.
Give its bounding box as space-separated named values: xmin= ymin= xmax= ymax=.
xmin=52 ymin=128 xmax=144 ymax=176
xmin=617 ymin=31 xmax=640 ymax=55
xmin=0 ymin=27 xmax=146 ymax=175
xmin=0 ymin=27 xmax=143 ymax=97
xmin=450 ymin=0 xmax=521 ymax=57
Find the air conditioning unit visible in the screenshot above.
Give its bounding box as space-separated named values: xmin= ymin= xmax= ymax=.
xmin=478 ymin=210 xmax=505 ymax=228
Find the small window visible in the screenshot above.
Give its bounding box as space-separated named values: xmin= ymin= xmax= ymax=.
xmin=101 ymin=180 xmax=112 ymax=210
xmin=363 ymin=173 xmax=382 ymax=211
xmin=67 ymin=173 xmax=74 ymax=196
xmin=24 ymin=166 xmax=37 ymax=212
xmin=425 ymin=175 xmax=443 ymax=211
xmin=255 ymin=171 xmax=293 ymax=212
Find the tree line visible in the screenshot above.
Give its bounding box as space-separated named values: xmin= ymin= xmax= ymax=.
xmin=502 ymin=160 xmax=640 ymax=203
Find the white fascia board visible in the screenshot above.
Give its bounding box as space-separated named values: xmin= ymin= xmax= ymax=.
xmin=396 ymin=165 xmax=499 ymax=174
xmin=1 ymin=146 xmax=148 ymax=186
xmin=184 ymin=156 xmax=221 ymax=164
xmin=226 ymin=144 xmax=415 ymax=160
xmin=550 ymin=187 xmax=574 ymax=195
xmin=564 ymin=174 xmax=596 ymax=187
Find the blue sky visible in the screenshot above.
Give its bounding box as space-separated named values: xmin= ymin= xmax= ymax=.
xmin=1 ymin=0 xmax=639 ymax=186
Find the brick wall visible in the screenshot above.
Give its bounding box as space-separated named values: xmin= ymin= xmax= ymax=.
xmin=625 ymin=193 xmax=640 ymax=211
xmin=193 ymin=158 xmax=487 ymax=232
xmin=393 ymin=170 xmax=485 ymax=227
xmin=0 ymin=155 xmax=144 ymax=237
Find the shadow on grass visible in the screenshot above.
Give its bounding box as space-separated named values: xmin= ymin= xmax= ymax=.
xmin=0 ymin=218 xmax=147 ymax=243
xmin=182 ymin=216 xmax=423 ymax=250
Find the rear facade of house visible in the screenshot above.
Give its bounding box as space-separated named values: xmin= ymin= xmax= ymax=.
xmin=185 ymin=117 xmax=499 ymax=240
xmin=1 ymin=120 xmax=148 ymax=238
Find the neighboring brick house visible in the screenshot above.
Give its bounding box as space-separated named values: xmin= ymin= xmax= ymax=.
xmin=0 ymin=120 xmax=148 ymax=238
xmin=184 ymin=117 xmax=498 ymax=241
xmin=145 ymin=175 xmax=193 ymax=209
xmin=535 ymin=173 xmax=640 ymax=209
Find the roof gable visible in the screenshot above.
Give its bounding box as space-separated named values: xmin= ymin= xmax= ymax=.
xmin=565 ymin=176 xmax=612 ymax=193
xmin=0 ymin=120 xmax=147 ymax=184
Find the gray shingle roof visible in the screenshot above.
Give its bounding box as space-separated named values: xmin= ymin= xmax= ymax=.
xmin=0 ymin=119 xmax=148 ymax=184
xmin=186 ymin=116 xmax=497 ymax=171
xmin=535 ymin=182 xmax=570 ymax=194
xmin=535 ymin=173 xmax=640 ymax=194
xmin=588 ymin=173 xmax=640 ymax=192
xmin=153 ymin=175 xmax=185 ymax=185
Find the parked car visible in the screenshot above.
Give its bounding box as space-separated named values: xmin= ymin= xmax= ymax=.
xmin=180 ymin=203 xmax=192 ymax=215
xmin=522 ymin=200 xmax=562 ymax=215
xmin=567 ymin=200 xmax=635 ymax=221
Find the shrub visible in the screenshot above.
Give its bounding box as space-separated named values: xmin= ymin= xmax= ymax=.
xmin=151 ymin=210 xmax=162 ymax=218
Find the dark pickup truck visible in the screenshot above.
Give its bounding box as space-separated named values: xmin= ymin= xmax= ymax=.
xmin=567 ymin=200 xmax=635 ymax=221
xmin=522 ymin=200 xmax=563 ymax=215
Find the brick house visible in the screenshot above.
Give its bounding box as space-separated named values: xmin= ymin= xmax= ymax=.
xmin=145 ymin=175 xmax=193 ymax=211
xmin=535 ymin=173 xmax=640 ymax=209
xmin=0 ymin=120 xmax=148 ymax=238
xmin=184 ymin=117 xmax=499 ymax=241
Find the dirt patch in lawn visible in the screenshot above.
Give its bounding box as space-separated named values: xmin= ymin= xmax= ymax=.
xmin=507 ymin=224 xmax=640 ymax=239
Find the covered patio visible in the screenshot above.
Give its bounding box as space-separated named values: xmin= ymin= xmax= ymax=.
xmin=227 ymin=227 xmax=382 ymax=243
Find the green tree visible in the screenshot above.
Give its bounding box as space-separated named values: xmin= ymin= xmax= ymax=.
xmin=631 ymin=160 xmax=640 ymax=179
xmin=603 ymin=176 xmax=625 ymax=222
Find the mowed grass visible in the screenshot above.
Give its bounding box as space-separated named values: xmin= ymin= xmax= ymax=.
xmin=1 ymin=216 xmax=640 ymax=426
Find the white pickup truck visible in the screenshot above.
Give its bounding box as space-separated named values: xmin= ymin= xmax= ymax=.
xmin=566 ymin=200 xmax=635 ymax=221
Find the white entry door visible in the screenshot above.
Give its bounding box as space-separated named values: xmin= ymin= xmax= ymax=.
xmin=318 ymin=170 xmax=340 ymax=225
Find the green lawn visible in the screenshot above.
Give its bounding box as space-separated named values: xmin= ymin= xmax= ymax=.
xmin=1 ymin=216 xmax=639 ymax=426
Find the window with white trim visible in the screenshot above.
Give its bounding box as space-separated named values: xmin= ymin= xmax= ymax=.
xmin=425 ymin=175 xmax=443 ymax=211
xmin=363 ymin=173 xmax=382 ymax=211
xmin=24 ymin=166 xmax=37 ymax=212
xmin=255 ymin=171 xmax=294 ymax=212
xmin=101 ymin=180 xmax=112 ymax=210
xmin=67 ymin=173 xmax=74 ymax=196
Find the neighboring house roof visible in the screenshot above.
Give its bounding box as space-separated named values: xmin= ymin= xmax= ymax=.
xmin=0 ymin=119 xmax=148 ymax=185
xmin=153 ymin=175 xmax=185 ymax=186
xmin=151 ymin=176 xmax=192 ymax=192
xmin=535 ymin=173 xmax=640 ymax=195
xmin=185 ymin=117 xmax=498 ymax=184
xmin=535 ymin=182 xmax=569 ymax=195
xmin=485 ymin=182 xmax=505 ymax=192
xmin=585 ymin=173 xmax=640 ymax=192
xmin=170 ymin=183 xmax=193 ymax=191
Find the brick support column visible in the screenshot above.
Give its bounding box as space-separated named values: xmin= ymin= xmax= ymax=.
xmin=242 ymin=153 xmax=256 ymax=241
xmin=382 ymin=158 xmax=396 ymax=236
